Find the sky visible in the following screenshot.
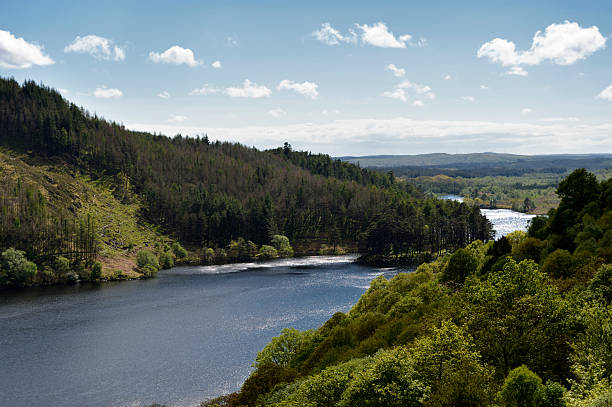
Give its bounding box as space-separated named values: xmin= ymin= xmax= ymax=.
xmin=1 ymin=0 xmax=612 ymax=156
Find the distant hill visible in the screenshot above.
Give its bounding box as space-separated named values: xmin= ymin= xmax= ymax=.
xmin=338 ymin=152 xmax=612 ymax=173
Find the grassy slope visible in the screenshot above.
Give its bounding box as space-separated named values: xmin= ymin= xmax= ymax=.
xmin=0 ymin=148 xmax=171 ymax=278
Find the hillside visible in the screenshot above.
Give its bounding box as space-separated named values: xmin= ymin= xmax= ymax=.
xmin=0 ymin=78 xmax=492 ymax=287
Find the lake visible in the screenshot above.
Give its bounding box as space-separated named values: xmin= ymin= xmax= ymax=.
xmin=0 ymin=256 xmax=400 ymax=407
xmin=0 ymin=205 xmax=533 ymax=407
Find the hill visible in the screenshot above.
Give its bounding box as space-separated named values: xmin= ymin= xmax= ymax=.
xmin=0 ymin=78 xmax=492 ymax=287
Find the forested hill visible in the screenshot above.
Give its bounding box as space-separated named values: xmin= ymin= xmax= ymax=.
xmin=0 ymin=77 xmax=491 ymax=274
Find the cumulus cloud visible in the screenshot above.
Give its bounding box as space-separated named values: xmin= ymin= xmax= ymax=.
xmin=506 ymin=66 xmax=528 ymax=76
xmin=387 ymin=63 xmax=405 ymax=78
xmin=382 ymin=88 xmax=407 ymax=102
xmin=94 ymin=87 xmax=122 ymax=98
xmin=268 ymin=108 xmax=286 ymax=118
xmin=148 ymin=46 xmax=201 ymax=67
xmin=478 ymin=21 xmax=606 ymax=76
xmin=480 ymin=84 xmax=489 ymax=89
xmin=168 ymin=114 xmax=187 ymax=123
xmin=357 ymin=22 xmax=413 ymax=48
xmin=383 ymin=80 xmax=435 ymax=103
xmin=277 ymin=80 xmax=318 ymax=99
xmin=597 ymin=85 xmax=612 ymax=101
xmin=189 ymin=84 xmax=220 ymax=96
xmin=413 ymin=100 xmax=424 ymax=107
xmin=225 ymin=80 xmax=271 ymax=98
xmin=461 ymin=96 xmax=475 ymax=102
xmin=0 ymin=29 xmax=54 ymax=68
xmin=521 ymin=108 xmax=532 ymax=115
xmin=313 ymin=22 xmax=423 ymax=48
xmin=157 ymin=91 xmax=170 ymax=99
xmin=211 ymin=60 xmax=221 ymax=68
xmin=312 ymin=23 xmax=357 ymax=45
xmin=64 ymin=35 xmax=125 ymax=61
xmin=541 ymin=117 xmax=580 ymax=122
xmin=127 ymin=117 xmax=612 ymax=156
xmin=444 ymin=74 xmax=452 ymax=80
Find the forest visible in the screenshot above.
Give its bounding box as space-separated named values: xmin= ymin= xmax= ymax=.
xmin=0 ymin=77 xmax=491 ymax=287
xmin=210 ymin=169 xmax=612 ymax=407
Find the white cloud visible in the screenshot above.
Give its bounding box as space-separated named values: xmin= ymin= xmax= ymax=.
xmin=313 ymin=22 xmax=423 ymax=48
xmin=398 ymin=80 xmax=435 ymax=99
xmin=382 ymin=88 xmax=407 ymax=102
xmin=148 ymin=46 xmax=201 ymax=67
xmin=225 ymin=80 xmax=271 ymax=98
xmin=478 ymin=21 xmax=606 ymax=76
xmin=480 ymin=84 xmax=489 ymax=89
xmin=521 ymin=108 xmax=532 ymax=115
xmin=312 ymin=23 xmax=357 ymax=45
xmin=0 ymin=29 xmax=54 ymax=68
xmin=383 ymin=80 xmax=435 ymax=103
xmin=444 ymin=74 xmax=452 ymax=80
xmin=357 ymin=22 xmax=412 ymax=48
xmin=322 ymin=109 xmax=341 ymax=116
xmin=157 ymin=91 xmax=170 ymax=99
xmin=506 ymin=66 xmax=528 ymax=76
xmin=461 ymin=96 xmax=475 ymax=102
xmin=268 ymin=108 xmax=286 ymax=118
xmin=277 ymin=80 xmax=319 ymax=99
xmin=211 ymin=60 xmax=221 ymax=68
xmin=387 ymin=63 xmax=405 ymax=78
xmin=541 ymin=117 xmax=580 ymax=122
xmin=57 ymin=88 xmax=69 ymax=95
xmin=168 ymin=114 xmax=187 ymax=123
xmin=128 ymin=117 xmax=612 ymax=156
xmin=597 ymin=85 xmax=612 ymax=101
xmin=64 ymin=35 xmax=125 ymax=61
xmin=413 ymin=100 xmax=424 ymax=107
xmin=94 ymin=87 xmax=122 ymax=98
xmin=189 ymin=84 xmax=220 ymax=96
xmin=226 ymin=37 xmax=239 ymax=47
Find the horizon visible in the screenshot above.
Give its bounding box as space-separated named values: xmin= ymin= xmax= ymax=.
xmin=2 ymin=1 xmax=612 ymax=155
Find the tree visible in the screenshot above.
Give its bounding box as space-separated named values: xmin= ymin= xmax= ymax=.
xmin=255 ymin=328 xmax=315 ymax=368
xmin=541 ymin=249 xmax=576 ymax=279
xmin=171 ymin=242 xmax=187 ymax=259
xmin=257 ymin=245 xmax=278 ymax=260
xmin=90 ymin=261 xmax=102 ymax=280
xmin=496 ymin=365 xmax=544 ymax=407
xmin=136 ymin=250 xmax=159 ymax=271
xmin=556 ymin=169 xmax=600 ymax=213
xmin=159 ymin=251 xmax=174 ymax=269
xmin=271 ymin=235 xmax=294 ymax=257
xmin=0 ymin=248 xmax=37 ymax=286
xmin=442 ymin=248 xmax=478 ymax=286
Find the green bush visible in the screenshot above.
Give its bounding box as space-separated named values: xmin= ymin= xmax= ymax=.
xmin=442 ymin=248 xmax=478 ymax=285
xmin=541 ymin=249 xmax=576 ymax=278
xmin=257 ymin=245 xmax=279 ymax=260
xmin=136 ymin=250 xmax=159 ymax=271
xmin=90 ymin=261 xmax=103 ymax=280
xmin=159 ymin=251 xmax=174 ymax=269
xmin=140 ymin=264 xmax=158 ymax=278
xmin=171 ymin=242 xmax=188 ymax=259
xmin=201 ymin=247 xmax=215 ymax=264
xmin=0 ymin=248 xmax=37 ymax=286
xmin=271 ymin=235 xmax=294 ymax=257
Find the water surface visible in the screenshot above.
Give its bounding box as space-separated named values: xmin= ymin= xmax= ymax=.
xmin=0 ymin=256 xmax=400 ymax=407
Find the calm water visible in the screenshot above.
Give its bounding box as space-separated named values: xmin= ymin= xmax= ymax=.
xmin=0 ymin=256 xmax=400 ymax=407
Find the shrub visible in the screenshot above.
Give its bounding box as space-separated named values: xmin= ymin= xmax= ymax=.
xmin=202 ymin=247 xmax=215 ymax=264
xmin=140 ymin=264 xmax=158 ymax=278
xmin=257 ymin=245 xmax=278 ymax=260
xmin=159 ymin=251 xmax=174 ymax=269
xmin=90 ymin=262 xmax=103 ymax=280
xmin=136 ymin=250 xmax=159 ymax=271
xmin=171 ymin=242 xmax=188 ymax=259
xmin=0 ymin=248 xmax=37 ymax=286
xmin=271 ymin=235 xmax=294 ymax=257
xmin=541 ymin=249 xmax=576 ymax=279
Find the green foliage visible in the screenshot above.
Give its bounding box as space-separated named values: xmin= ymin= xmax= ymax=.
xmin=496 ymin=365 xmax=544 ymax=407
xmin=257 ymin=245 xmax=278 ymax=260
xmin=587 ymin=264 xmax=612 ymax=303
xmin=512 ymin=237 xmax=546 ymax=263
xmin=201 ymin=247 xmax=215 ymax=265
xmin=461 ymin=259 xmax=573 ymax=381
xmin=442 ymin=248 xmax=479 ymax=286
xmin=0 ymin=248 xmax=37 ymax=286
xmin=90 ymin=261 xmax=102 ymax=280
xmin=171 ymin=242 xmax=187 ymax=259
xmin=136 ymin=250 xmax=159 ymax=272
xmin=271 ymin=235 xmax=294 ymax=257
xmin=255 ymin=328 xmax=315 ymax=368
xmin=541 ymin=250 xmax=576 ymax=279
xmin=159 ymin=252 xmax=174 ymax=269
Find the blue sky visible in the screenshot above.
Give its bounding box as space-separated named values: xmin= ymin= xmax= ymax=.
xmin=1 ymin=0 xmax=612 ymax=155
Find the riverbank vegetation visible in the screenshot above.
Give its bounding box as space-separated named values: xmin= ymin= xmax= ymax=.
xmin=0 ymin=77 xmax=491 ymax=287
xmin=219 ymin=169 xmax=611 ymax=407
